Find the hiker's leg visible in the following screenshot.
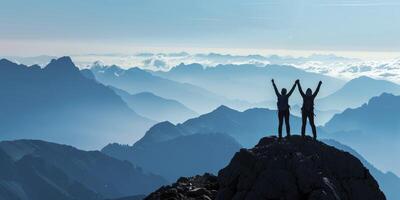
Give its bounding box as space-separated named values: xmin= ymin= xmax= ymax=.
xmin=285 ymin=110 xmax=291 ymax=137
xmin=278 ymin=111 xmax=284 ymax=139
xmin=309 ymin=113 xmax=317 ymax=140
xmin=301 ymin=112 xmax=307 ymax=137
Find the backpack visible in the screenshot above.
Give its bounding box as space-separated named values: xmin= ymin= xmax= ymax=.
xmin=302 ymin=96 xmax=314 ymax=112
xmin=277 ymin=95 xmax=290 ymax=111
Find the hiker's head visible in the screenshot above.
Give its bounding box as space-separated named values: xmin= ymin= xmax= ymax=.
xmin=306 ymin=88 xmax=312 ymax=96
xmin=281 ymin=88 xmax=287 ymax=95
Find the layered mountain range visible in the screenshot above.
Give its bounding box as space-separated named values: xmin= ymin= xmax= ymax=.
xmin=0 ymin=140 xmax=166 ymax=200
xmin=0 ymin=57 xmax=155 ymax=149
xmin=1 ymin=56 xmax=399 ymax=200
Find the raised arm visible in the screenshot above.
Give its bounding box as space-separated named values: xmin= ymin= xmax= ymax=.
xmin=313 ymin=81 xmax=322 ymax=98
xmin=287 ymin=80 xmax=298 ymax=97
xmin=297 ymin=80 xmax=305 ymax=97
xmin=271 ymin=79 xmax=280 ymax=97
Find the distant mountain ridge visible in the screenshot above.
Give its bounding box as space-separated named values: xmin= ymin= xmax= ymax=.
xmin=133 ymin=105 xmax=302 ymax=148
xmin=102 ymin=105 xmax=302 ymax=182
xmin=153 ymin=63 xmax=345 ymax=103
xmin=318 ymin=76 xmax=400 ymax=111
xmin=102 ymin=105 xmax=398 ymax=198
xmin=322 ymin=93 xmax=400 ymax=176
xmin=90 ymin=64 xmax=230 ymax=113
xmin=0 ymin=140 xmax=166 ymax=200
xmin=0 ymin=57 xmax=155 ymax=149
xmin=111 ymin=87 xmax=197 ymax=123
xmin=102 ymin=133 xmax=241 ymax=182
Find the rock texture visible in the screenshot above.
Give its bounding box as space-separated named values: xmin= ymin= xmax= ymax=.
xmin=145 ymin=173 xmax=218 ymax=200
xmin=217 ymin=136 xmax=386 ymax=200
xmin=144 ymin=136 xmax=386 ymax=200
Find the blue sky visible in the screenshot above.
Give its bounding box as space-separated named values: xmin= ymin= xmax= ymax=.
xmin=1 ymin=0 xmax=400 ymax=55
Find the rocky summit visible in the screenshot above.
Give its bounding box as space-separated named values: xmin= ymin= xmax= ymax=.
xmin=217 ymin=136 xmax=386 ymax=200
xmin=144 ymin=173 xmax=218 ymax=200
xmin=145 ymin=136 xmax=386 ymax=200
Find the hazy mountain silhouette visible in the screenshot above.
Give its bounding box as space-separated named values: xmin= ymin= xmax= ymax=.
xmin=131 ymin=121 xmax=186 ymax=148
xmin=2 ymin=55 xmax=56 ymax=66
xmin=111 ymin=87 xmax=198 ymax=123
xmin=324 ymin=139 xmax=400 ymax=200
xmin=0 ymin=140 xmax=166 ymax=200
xmin=102 ymin=105 xmax=396 ymax=198
xmin=128 ymin=105 xmax=303 ymax=149
xmin=90 ymin=64 xmax=230 ymax=113
xmin=0 ymin=57 xmax=155 ymax=149
xmin=318 ymin=76 xmax=400 ymax=111
xmin=153 ymin=63 xmax=345 ymax=103
xmin=181 ymin=105 xmax=302 ymax=147
xmin=102 ymin=105 xmax=302 ymax=182
xmin=102 ymin=133 xmax=241 ymax=182
xmin=80 ymin=68 xmax=96 ymax=80
xmin=323 ymin=93 xmax=400 ymax=176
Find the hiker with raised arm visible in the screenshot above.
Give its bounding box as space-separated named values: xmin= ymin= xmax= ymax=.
xmin=296 ymin=80 xmax=322 ymax=140
xmin=271 ymin=79 xmax=298 ymax=140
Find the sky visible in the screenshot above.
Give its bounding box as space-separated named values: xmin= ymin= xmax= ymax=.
xmin=1 ymin=0 xmax=400 ymax=57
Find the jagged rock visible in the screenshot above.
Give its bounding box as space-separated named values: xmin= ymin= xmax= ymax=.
xmin=145 ymin=173 xmax=218 ymax=200
xmin=144 ymin=136 xmax=386 ymax=200
xmin=217 ymin=135 xmax=386 ymax=200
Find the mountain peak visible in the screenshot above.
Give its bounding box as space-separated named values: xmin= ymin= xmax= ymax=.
xmin=0 ymin=58 xmax=15 ymax=65
xmin=92 ymin=60 xmax=105 ymax=67
xmin=133 ymin=121 xmax=182 ymax=147
xmin=352 ymin=75 xmax=376 ymax=82
xmin=145 ymin=136 xmax=385 ymax=200
xmin=45 ymin=56 xmax=79 ymax=73
xmin=49 ymin=56 xmax=74 ymax=65
xmin=348 ymin=76 xmax=397 ymax=86
xmin=152 ymin=121 xmax=176 ymax=129
xmin=0 ymin=58 xmax=23 ymax=69
xmin=170 ymin=63 xmax=204 ymax=73
xmin=367 ymin=92 xmax=398 ymax=106
xmin=213 ymin=105 xmax=235 ymax=113
xmin=217 ymin=135 xmax=385 ymax=199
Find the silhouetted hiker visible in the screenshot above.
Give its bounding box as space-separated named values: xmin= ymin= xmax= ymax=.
xmin=296 ymin=80 xmax=322 ymax=140
xmin=272 ymin=79 xmax=297 ymax=139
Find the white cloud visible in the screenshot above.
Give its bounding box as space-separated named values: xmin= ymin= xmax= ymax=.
xmin=8 ymin=52 xmax=400 ymax=84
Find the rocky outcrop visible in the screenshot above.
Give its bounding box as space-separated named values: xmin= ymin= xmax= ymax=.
xmin=145 ymin=173 xmax=218 ymax=200
xmin=217 ymin=136 xmax=386 ymax=200
xmin=145 ymin=136 xmax=386 ymax=200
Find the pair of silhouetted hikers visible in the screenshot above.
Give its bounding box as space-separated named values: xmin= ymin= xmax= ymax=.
xmin=272 ymin=79 xmax=322 ymax=140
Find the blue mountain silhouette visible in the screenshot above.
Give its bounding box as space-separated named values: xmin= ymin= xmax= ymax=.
xmin=102 ymin=105 xmax=396 ymax=198
xmin=0 ymin=140 xmax=166 ymax=200
xmin=102 ymin=105 xmax=301 ymax=181
xmin=318 ymin=76 xmax=400 ymax=111
xmin=127 ymin=105 xmax=302 ymax=148
xmin=323 ymin=93 xmax=400 ymax=177
xmin=90 ymin=64 xmax=228 ymax=113
xmin=102 ymin=132 xmax=241 ymax=182
xmin=0 ymin=57 xmax=155 ymax=149
xmin=153 ymin=63 xmax=345 ymax=103
xmin=111 ymin=87 xmax=197 ymax=123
